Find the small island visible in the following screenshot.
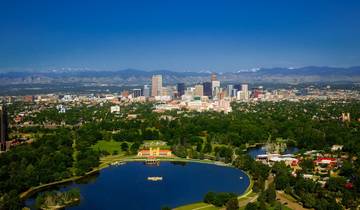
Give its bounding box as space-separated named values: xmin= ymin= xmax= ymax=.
xmin=35 ymin=188 xmax=80 ymax=210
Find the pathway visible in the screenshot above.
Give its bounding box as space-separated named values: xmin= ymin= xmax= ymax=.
xmin=192 ymin=205 xmax=213 ymax=210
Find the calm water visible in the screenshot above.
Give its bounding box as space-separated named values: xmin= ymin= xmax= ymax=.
xmin=26 ymin=161 xmax=250 ymax=210
xmin=247 ymin=146 xmax=299 ymax=158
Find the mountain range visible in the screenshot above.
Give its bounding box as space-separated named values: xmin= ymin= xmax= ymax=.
xmin=1 ymin=66 xmax=360 ymax=86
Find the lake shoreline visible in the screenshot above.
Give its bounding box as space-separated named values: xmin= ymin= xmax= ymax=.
xmin=21 ymin=156 xmax=251 ymax=209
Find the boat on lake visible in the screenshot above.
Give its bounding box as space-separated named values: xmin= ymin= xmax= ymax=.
xmin=147 ymin=176 xmax=163 ymax=181
xmin=111 ymin=161 xmax=126 ymax=166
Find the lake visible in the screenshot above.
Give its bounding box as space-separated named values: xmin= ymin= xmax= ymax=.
xmin=26 ymin=161 xmax=250 ymax=210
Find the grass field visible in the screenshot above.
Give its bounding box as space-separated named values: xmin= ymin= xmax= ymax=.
xmin=173 ymin=202 xmax=219 ymax=210
xmin=91 ymin=140 xmax=123 ymax=154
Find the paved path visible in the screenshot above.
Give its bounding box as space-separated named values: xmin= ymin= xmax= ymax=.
xmin=238 ymin=194 xmax=259 ymax=208
xmin=192 ymin=205 xmax=212 ymax=210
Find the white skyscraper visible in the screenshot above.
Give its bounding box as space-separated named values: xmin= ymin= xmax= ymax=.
xmin=212 ymin=80 xmax=220 ymax=98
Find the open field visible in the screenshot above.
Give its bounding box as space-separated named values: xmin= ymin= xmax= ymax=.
xmin=91 ymin=140 xmax=122 ymax=154
xmin=173 ymin=202 xmax=219 ymax=210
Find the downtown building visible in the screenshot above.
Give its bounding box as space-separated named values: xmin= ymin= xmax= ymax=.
xmin=203 ymin=82 xmax=212 ymax=97
xmin=143 ymin=85 xmax=151 ymax=97
xmin=0 ymin=105 xmax=8 ymax=151
xmin=177 ymin=83 xmax=185 ymax=97
xmin=151 ymin=75 xmax=163 ymax=97
xmin=194 ymin=84 xmax=204 ymax=97
xmin=132 ymin=89 xmax=142 ymax=98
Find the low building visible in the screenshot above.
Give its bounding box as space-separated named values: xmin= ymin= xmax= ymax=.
xmin=110 ymin=105 xmax=120 ymax=113
xmin=331 ymin=144 xmax=343 ymax=151
xmin=137 ymin=147 xmax=172 ymax=157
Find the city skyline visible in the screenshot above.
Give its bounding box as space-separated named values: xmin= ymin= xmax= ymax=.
xmin=1 ymin=1 xmax=360 ymax=72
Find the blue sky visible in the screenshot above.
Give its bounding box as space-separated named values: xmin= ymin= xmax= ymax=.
xmin=0 ymin=0 xmax=360 ymax=72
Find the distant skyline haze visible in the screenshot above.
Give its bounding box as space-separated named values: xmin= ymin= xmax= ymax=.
xmin=0 ymin=0 xmax=360 ymax=72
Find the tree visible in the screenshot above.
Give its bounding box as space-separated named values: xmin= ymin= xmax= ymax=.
xmin=130 ymin=142 xmax=140 ymax=154
xmin=204 ymin=192 xmax=216 ymax=204
xmin=245 ymin=202 xmax=258 ymax=210
xmin=302 ymin=193 xmax=316 ymax=208
xmin=340 ymin=160 xmax=354 ymax=177
xmin=196 ymin=142 xmax=202 ymax=152
xmin=203 ymin=141 xmax=212 ymax=153
xmin=299 ymin=159 xmax=314 ymax=173
xmin=225 ymin=197 xmax=239 ymax=210
xmin=264 ymin=184 xmax=276 ymax=204
xmin=121 ymin=142 xmax=129 ymax=152
xmin=173 ymin=145 xmax=187 ymax=158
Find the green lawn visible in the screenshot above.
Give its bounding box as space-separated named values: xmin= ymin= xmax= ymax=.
xmin=173 ymin=202 xmax=219 ymax=210
xmin=91 ymin=140 xmax=123 ymax=154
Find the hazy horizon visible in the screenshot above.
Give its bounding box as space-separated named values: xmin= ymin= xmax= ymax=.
xmin=1 ymin=65 xmax=360 ymax=74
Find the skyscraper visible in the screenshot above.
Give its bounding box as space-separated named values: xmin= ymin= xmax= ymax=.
xmin=242 ymin=84 xmax=249 ymax=100
xmin=151 ymin=75 xmax=163 ymax=96
xmin=194 ymin=84 xmax=204 ymax=97
xmin=0 ymin=105 xmax=8 ymax=151
xmin=203 ymin=82 xmax=212 ymax=97
xmin=212 ymin=80 xmax=220 ymax=98
xmin=234 ymin=84 xmax=241 ymax=92
xmin=227 ymin=85 xmax=234 ymax=97
xmin=143 ymin=85 xmax=150 ymax=97
xmin=177 ymin=83 xmax=185 ymax=97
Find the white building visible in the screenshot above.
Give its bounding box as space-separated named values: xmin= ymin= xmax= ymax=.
xmin=110 ymin=105 xmax=121 ymax=113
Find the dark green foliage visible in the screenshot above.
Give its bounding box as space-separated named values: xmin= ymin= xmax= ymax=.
xmin=245 ymin=202 xmax=258 ymax=210
xmin=121 ymin=142 xmax=129 ymax=151
xmin=2 ymin=100 xmax=360 ymax=209
xmin=130 ymin=142 xmax=140 ymax=154
xmin=299 ymin=159 xmax=314 ymax=174
xmin=203 ymin=192 xmax=216 ymax=203
xmin=225 ymin=197 xmax=239 ymax=210
xmin=172 ymin=145 xmax=188 ymax=158
xmin=35 ymin=188 xmax=80 ymax=209
xmin=203 ymin=192 xmax=237 ymax=207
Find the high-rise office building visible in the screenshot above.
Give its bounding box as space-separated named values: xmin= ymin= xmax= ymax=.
xmin=194 ymin=84 xmax=204 ymax=97
xmin=143 ymin=85 xmax=150 ymax=97
xmin=227 ymin=85 xmax=234 ymax=97
xmin=177 ymin=83 xmax=185 ymax=97
xmin=132 ymin=89 xmax=142 ymax=98
xmin=203 ymin=82 xmax=212 ymax=97
xmin=232 ymin=89 xmax=238 ymax=98
xmin=151 ymin=75 xmax=163 ymax=96
xmin=234 ymin=84 xmax=241 ymax=92
xmin=212 ymin=80 xmax=220 ymax=98
xmin=242 ymin=84 xmax=249 ymax=100
xmin=0 ymin=105 xmax=8 ymax=151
